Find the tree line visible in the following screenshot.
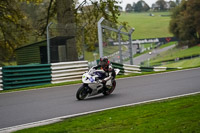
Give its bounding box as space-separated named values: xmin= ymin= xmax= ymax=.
xmin=125 ymin=0 xmax=200 ymax=47
xmin=170 ymin=0 xmax=200 ymax=47
xmin=125 ymin=0 xmax=179 ymax=12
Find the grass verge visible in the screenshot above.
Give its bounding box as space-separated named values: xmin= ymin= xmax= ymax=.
xmin=14 ymin=93 xmax=200 ymax=133
xmin=159 ymin=41 xmax=177 ymax=49
xmin=150 ymin=45 xmax=200 ymax=65
xmin=162 ymin=57 xmax=200 ymax=68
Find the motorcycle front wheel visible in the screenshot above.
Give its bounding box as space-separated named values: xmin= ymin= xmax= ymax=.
xmin=103 ymin=80 xmax=116 ymax=96
xmin=76 ymin=84 xmax=89 ymax=100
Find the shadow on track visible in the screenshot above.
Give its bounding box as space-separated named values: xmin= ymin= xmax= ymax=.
xmin=76 ymin=93 xmax=119 ymax=101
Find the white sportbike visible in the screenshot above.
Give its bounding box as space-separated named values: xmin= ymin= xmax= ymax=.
xmin=76 ymin=67 xmax=120 ymax=100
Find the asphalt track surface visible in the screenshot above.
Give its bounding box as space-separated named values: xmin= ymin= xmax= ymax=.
xmin=0 ymin=68 xmax=200 ymax=130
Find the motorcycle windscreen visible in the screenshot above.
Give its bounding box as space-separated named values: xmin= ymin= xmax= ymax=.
xmin=94 ymin=71 xmax=106 ymax=79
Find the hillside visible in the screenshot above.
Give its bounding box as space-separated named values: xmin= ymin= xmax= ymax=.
xmin=146 ymin=45 xmax=200 ymax=68
xmin=118 ymin=12 xmax=173 ymax=39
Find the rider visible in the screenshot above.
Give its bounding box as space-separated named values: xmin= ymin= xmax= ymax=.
xmin=93 ymin=57 xmax=116 ymax=88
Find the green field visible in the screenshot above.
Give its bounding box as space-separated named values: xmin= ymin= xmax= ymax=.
xmin=162 ymin=58 xmax=200 ymax=68
xmin=14 ymin=94 xmax=200 ymax=133
xmin=159 ymin=41 xmax=177 ymax=49
xmin=149 ymin=45 xmax=200 ymax=66
xmin=118 ymin=12 xmax=172 ymax=39
xmin=85 ymin=12 xmax=173 ymax=61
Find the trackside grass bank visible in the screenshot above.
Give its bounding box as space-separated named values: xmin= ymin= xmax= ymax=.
xmin=14 ymin=93 xmax=200 ymax=133
xmin=150 ymin=45 xmax=200 ymax=65
xmin=162 ymin=57 xmax=200 ymax=68
xmin=118 ymin=12 xmax=172 ymax=39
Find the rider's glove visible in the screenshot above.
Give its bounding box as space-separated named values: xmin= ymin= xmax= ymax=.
xmin=101 ymin=80 xmax=106 ymax=84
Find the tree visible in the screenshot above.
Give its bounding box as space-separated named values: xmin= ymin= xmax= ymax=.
xmin=19 ymin=1 xmax=51 ymax=42
xmin=132 ymin=2 xmax=136 ymax=10
xmin=56 ymin=0 xmax=78 ymax=61
xmin=0 ymin=0 xmax=122 ymax=65
xmin=34 ymin=0 xmax=122 ymax=60
xmin=74 ymin=0 xmax=122 ymax=52
xmin=170 ymin=0 xmax=200 ymax=47
xmin=169 ymin=1 xmax=177 ymax=9
xmin=176 ymin=0 xmax=181 ymax=5
xmin=156 ymin=0 xmax=167 ymax=11
xmin=0 ymin=0 xmax=29 ymax=66
xmin=134 ymin=0 xmax=150 ymax=12
xmin=125 ymin=4 xmax=132 ymax=12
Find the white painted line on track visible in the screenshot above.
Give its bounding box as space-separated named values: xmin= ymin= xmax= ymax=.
xmin=1 ymin=91 xmax=200 ymax=133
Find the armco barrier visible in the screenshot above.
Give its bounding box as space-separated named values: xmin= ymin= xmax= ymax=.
xmin=0 ymin=67 xmax=2 ymax=90
xmin=140 ymin=66 xmax=154 ymax=72
xmin=111 ymin=62 xmax=124 ymax=75
xmin=2 ymin=64 xmax=51 ymax=90
xmin=123 ymin=64 xmax=141 ymax=75
xmin=51 ymin=61 xmax=88 ymax=84
xmin=153 ymin=67 xmax=167 ymax=72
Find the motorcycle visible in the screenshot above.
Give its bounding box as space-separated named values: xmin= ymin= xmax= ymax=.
xmin=76 ymin=67 xmax=120 ymax=100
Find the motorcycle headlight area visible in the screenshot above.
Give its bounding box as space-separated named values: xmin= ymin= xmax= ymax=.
xmin=89 ymin=77 xmax=95 ymax=82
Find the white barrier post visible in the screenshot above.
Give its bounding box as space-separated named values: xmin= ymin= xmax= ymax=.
xmin=153 ymin=67 xmax=167 ymax=72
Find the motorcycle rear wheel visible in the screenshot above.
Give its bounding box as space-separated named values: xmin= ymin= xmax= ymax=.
xmin=103 ymin=80 xmax=116 ymax=96
xmin=76 ymin=84 xmax=89 ymax=100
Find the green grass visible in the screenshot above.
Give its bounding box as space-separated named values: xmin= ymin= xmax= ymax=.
xmin=142 ymin=43 xmax=155 ymax=49
xmin=150 ymin=45 xmax=200 ymax=66
xmin=84 ymin=51 xmax=100 ymax=62
xmin=85 ymin=11 xmax=172 ymax=62
xmin=132 ymin=42 xmax=174 ymax=60
xmin=14 ymin=94 xmax=200 ymax=133
xmin=103 ymin=45 xmax=120 ymax=55
xmin=159 ymin=41 xmax=177 ymax=49
xmin=162 ymin=57 xmax=200 ymax=68
xmin=118 ymin=12 xmax=172 ymax=39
